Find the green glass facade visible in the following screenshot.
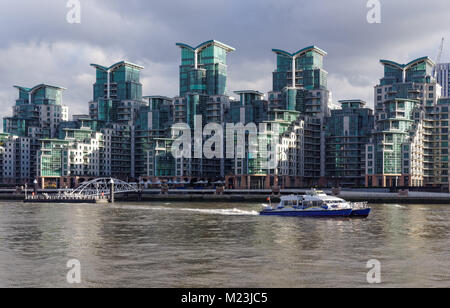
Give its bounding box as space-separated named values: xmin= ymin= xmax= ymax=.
xmin=4 ymin=84 xmax=65 ymax=138
xmin=380 ymin=58 xmax=434 ymax=86
xmin=58 ymin=117 xmax=99 ymax=138
xmin=153 ymin=139 xmax=176 ymax=177
xmin=39 ymin=139 xmax=69 ymax=177
xmin=368 ymin=57 xmax=440 ymax=188
xmin=177 ymin=40 xmax=235 ymax=97
xmin=2 ymin=84 xmax=68 ymax=183
xmin=228 ymin=91 xmax=268 ymax=124
xmin=374 ymin=99 xmax=419 ymax=175
xmin=326 ymin=100 xmax=374 ymax=186
xmin=269 ymin=47 xmax=331 ymax=121
xmin=90 ymin=61 xmax=144 ymax=123
xmin=135 ymin=96 xmax=174 ymax=177
xmin=272 ymin=46 xmax=328 ymax=92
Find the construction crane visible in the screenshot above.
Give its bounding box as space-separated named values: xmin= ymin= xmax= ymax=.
xmin=433 ymin=37 xmax=444 ymax=78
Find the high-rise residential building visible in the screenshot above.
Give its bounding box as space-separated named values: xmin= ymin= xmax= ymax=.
xmin=435 ymin=63 xmax=450 ymax=98
xmin=170 ymin=94 xmax=232 ymax=180
xmin=271 ymin=47 xmax=331 ymax=182
xmin=226 ymin=46 xmax=332 ymax=189
xmin=326 ymin=100 xmax=374 ymax=187
xmin=3 ymin=84 xmax=69 ymax=182
xmin=89 ymin=61 xmax=146 ymax=180
xmin=148 ymin=40 xmax=237 ymax=182
xmin=5 ymin=41 xmax=450 ymax=191
xmin=424 ymin=98 xmax=450 ymax=189
xmin=136 ymin=96 xmax=174 ymax=178
xmin=89 ymin=61 xmax=144 ymax=123
xmin=226 ymin=90 xmax=269 ymax=182
xmin=4 ymin=84 xmax=68 ymax=139
xmin=272 ymin=46 xmax=328 ymax=92
xmin=270 ymin=46 xmax=331 ymax=118
xmin=176 ymin=40 xmax=235 ymax=97
xmin=226 ymin=108 xmax=325 ymax=189
xmin=37 ymin=126 xmax=103 ymax=188
xmin=173 ymin=40 xmax=234 ymax=130
xmin=0 ymin=133 xmax=31 ymax=185
xmin=366 ymin=57 xmax=442 ymax=188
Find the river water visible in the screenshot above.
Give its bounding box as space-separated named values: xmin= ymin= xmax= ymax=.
xmin=0 ymin=201 xmax=449 ymax=288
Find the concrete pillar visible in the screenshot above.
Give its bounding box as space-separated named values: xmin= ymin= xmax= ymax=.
xmin=265 ymin=176 xmax=271 ymax=189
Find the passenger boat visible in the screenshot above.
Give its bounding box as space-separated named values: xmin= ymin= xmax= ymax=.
xmin=260 ymin=190 xmax=371 ymax=218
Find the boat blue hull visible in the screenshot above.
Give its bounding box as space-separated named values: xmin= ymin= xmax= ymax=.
xmin=350 ymin=208 xmax=371 ymax=217
xmin=260 ymin=209 xmax=352 ymax=217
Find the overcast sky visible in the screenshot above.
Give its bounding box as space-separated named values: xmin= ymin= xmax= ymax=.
xmin=1 ymin=0 xmax=449 ymax=121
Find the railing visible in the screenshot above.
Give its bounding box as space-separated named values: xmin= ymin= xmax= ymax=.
xmin=25 ymin=193 xmax=108 ymax=201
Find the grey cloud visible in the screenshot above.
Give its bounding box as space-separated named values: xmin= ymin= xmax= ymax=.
xmin=1 ymin=0 xmax=450 ymax=123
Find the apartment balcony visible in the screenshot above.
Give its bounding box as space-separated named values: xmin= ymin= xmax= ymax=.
xmin=207 ymin=106 xmax=221 ymax=111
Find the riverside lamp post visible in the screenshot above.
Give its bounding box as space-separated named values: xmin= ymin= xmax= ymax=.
xmin=109 ymin=179 xmax=115 ymax=203
xmin=24 ymin=183 xmax=28 ymax=200
xmin=33 ymin=179 xmax=38 ymax=196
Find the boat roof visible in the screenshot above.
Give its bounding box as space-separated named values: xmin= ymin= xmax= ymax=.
xmin=279 ymin=193 xmax=346 ymax=202
xmin=280 ymin=195 xmax=301 ymax=201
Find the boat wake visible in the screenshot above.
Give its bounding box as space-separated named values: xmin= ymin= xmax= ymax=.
xmin=173 ymin=207 xmax=259 ymax=216
xmin=111 ymin=205 xmax=259 ymax=216
xmin=388 ymin=204 xmax=407 ymax=209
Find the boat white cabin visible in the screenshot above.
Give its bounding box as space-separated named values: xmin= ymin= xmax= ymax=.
xmin=267 ymin=190 xmax=357 ymax=211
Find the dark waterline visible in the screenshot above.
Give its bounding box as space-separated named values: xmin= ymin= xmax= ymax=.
xmin=0 ymin=201 xmax=449 ymax=288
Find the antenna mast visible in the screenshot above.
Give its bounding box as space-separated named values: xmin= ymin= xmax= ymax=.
xmin=434 ymin=37 xmax=445 ymax=78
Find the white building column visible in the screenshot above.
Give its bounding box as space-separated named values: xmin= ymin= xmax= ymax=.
xmin=107 ymin=70 xmax=111 ymax=99
xmin=292 ymin=57 xmax=296 ymax=87
xmin=194 ymin=50 xmax=198 ymax=69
